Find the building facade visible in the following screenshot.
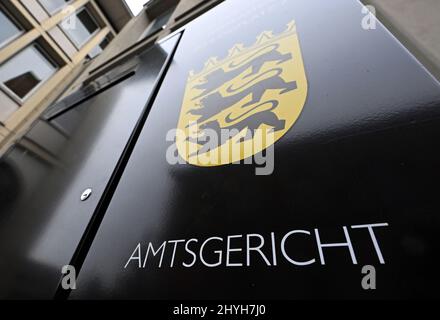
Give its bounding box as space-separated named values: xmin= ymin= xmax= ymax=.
xmin=0 ymin=0 xmax=132 ymax=154
xmin=62 ymin=0 xmax=224 ymax=96
xmin=0 ymin=0 xmax=223 ymax=156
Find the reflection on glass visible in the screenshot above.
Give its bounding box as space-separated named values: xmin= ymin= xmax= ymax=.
xmin=39 ymin=0 xmax=69 ymax=13
xmin=61 ymin=8 xmax=99 ymax=48
xmin=0 ymin=8 xmax=22 ymax=47
xmin=0 ymin=45 xmax=58 ymax=100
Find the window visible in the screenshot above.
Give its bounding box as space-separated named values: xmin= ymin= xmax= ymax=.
xmin=100 ymin=37 xmax=110 ymax=50
xmin=0 ymin=8 xmax=23 ymax=48
xmin=88 ymin=44 xmax=102 ymax=59
xmin=39 ymin=0 xmax=70 ymax=14
xmin=61 ymin=8 xmax=99 ymax=48
xmin=87 ymin=37 xmax=112 ymax=60
xmin=0 ymin=45 xmax=58 ymax=102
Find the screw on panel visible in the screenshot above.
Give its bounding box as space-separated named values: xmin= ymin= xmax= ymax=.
xmin=80 ymin=188 xmax=92 ymax=201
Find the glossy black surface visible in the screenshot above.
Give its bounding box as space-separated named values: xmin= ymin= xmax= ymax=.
xmin=70 ymin=0 xmax=440 ymax=299
xmin=43 ymin=59 xmax=139 ymax=121
xmin=0 ymin=39 xmax=178 ymax=299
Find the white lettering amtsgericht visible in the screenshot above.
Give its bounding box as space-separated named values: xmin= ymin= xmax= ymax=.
xmin=124 ymin=223 xmax=389 ymax=269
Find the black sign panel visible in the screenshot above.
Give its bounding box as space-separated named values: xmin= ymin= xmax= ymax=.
xmin=0 ymin=39 xmax=179 ymax=299
xmin=67 ymin=0 xmax=440 ymax=299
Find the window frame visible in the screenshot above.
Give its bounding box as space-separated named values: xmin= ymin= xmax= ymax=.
xmin=38 ymin=0 xmax=73 ymax=15
xmin=0 ymin=43 xmax=59 ymax=104
xmin=0 ymin=6 xmax=24 ymax=49
xmin=60 ymin=7 xmax=101 ymax=50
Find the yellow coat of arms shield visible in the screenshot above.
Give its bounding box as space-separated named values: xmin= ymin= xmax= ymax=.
xmin=176 ymin=21 xmax=307 ymax=166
